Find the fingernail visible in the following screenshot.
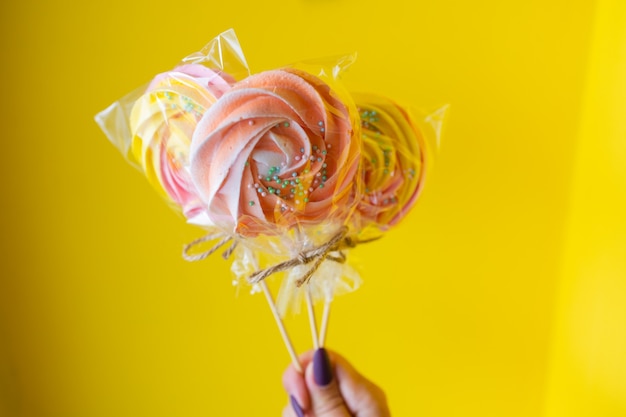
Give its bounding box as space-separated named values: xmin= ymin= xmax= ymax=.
xmin=313 ymin=348 xmax=333 ymax=386
xmin=290 ymin=395 xmax=304 ymax=417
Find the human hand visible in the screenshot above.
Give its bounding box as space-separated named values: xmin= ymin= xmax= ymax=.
xmin=282 ymin=348 xmax=391 ymax=417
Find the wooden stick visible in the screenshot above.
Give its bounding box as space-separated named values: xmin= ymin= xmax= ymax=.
xmin=260 ymin=281 xmax=303 ymax=374
xmin=305 ymin=286 xmax=320 ymax=350
xmin=319 ymin=299 xmax=331 ymax=347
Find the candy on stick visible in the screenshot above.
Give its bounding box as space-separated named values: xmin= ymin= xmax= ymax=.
xmin=352 ymin=92 xmax=428 ymax=232
xmin=190 ymin=65 xmax=363 ymax=353
xmin=283 ymin=93 xmax=444 ymax=346
xmin=129 ymin=64 xmax=234 ymax=224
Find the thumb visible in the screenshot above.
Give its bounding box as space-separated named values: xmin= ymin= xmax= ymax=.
xmin=304 ymin=348 xmax=352 ymax=417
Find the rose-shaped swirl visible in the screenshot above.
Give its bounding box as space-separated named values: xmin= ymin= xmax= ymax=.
xmin=189 ymin=68 xmax=360 ymax=237
xmin=352 ymin=93 xmax=427 ymax=230
xmin=130 ymin=64 xmax=233 ymax=222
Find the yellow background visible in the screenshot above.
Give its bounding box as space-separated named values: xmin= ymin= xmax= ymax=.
xmin=1 ymin=0 xmax=625 ymax=416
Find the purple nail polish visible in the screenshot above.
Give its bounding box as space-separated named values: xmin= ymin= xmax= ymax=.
xmin=290 ymin=395 xmax=304 ymax=417
xmin=313 ymin=348 xmax=333 ymax=386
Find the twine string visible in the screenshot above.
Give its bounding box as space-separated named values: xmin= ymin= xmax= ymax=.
xmin=183 ymin=225 xmax=375 ymax=286
xmin=222 ymin=241 xmax=238 ymax=260
xmin=182 ymin=233 xmax=233 ymax=262
xmin=247 ymin=226 xmax=349 ymax=286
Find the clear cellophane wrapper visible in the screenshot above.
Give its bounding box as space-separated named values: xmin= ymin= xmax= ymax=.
xmin=95 ymin=29 xmax=447 ymax=317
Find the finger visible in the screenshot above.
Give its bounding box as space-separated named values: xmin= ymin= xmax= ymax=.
xmin=282 ymin=352 xmax=315 ymax=411
xmin=329 ymin=352 xmax=391 ymax=417
xmin=282 ymin=403 xmax=297 ymax=417
xmin=304 ymin=348 xmax=352 ymax=417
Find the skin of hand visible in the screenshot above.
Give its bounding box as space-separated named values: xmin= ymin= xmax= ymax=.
xmin=282 ymin=349 xmax=391 ymax=417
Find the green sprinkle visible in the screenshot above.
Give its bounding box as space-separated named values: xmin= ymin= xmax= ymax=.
xmin=249 ymin=201 xmax=255 ymax=206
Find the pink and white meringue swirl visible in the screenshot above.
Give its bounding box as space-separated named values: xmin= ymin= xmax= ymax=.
xmin=352 ymin=93 xmax=427 ymax=230
xmin=129 ymin=64 xmax=233 ymax=222
xmin=189 ymin=68 xmax=361 ymax=237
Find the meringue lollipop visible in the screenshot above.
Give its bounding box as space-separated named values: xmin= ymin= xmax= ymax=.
xmin=352 ymin=92 xmax=428 ymax=231
xmin=129 ymin=64 xmax=234 ymax=223
xmin=189 ymin=68 xmax=361 ymax=238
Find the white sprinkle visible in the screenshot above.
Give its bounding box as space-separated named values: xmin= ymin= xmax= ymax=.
xmin=295 ymin=156 xmax=301 ymax=161
xmin=261 ymin=192 xmax=267 ymax=197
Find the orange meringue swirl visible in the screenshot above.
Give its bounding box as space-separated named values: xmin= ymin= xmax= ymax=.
xmin=352 ymin=93 xmax=427 ymax=230
xmin=189 ymin=68 xmax=360 ymax=237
